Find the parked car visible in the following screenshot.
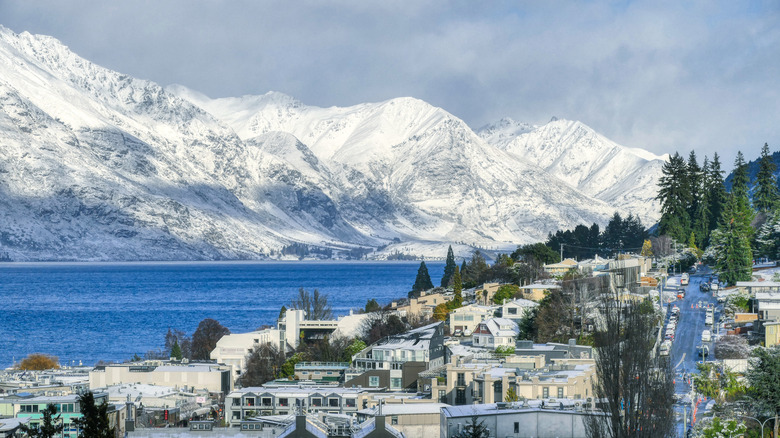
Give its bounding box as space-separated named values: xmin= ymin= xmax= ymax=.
xmin=453 ymin=329 xmax=463 ymax=337
xmin=700 ymin=283 xmax=710 ymax=292
xmin=463 ymin=329 xmax=472 ymax=337
xmin=702 ymin=330 xmax=712 ymax=342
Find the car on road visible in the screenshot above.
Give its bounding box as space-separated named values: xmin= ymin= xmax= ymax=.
xmin=700 ymin=282 xmax=710 ymax=292
xmin=453 ymin=329 xmax=462 ymax=337
xmin=697 ymin=345 xmax=710 ymax=358
xmin=702 ymin=330 xmax=712 ymax=342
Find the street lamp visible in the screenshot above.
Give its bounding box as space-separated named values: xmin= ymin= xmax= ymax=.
xmin=735 ymin=415 xmax=773 ymax=438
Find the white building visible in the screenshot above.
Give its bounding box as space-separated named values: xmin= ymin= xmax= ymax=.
xmin=497 ymin=298 xmax=538 ymax=324
xmin=472 ymin=318 xmax=519 ymax=348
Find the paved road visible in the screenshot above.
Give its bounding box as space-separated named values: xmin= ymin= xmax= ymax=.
xmin=666 ymin=267 xmax=720 ymax=436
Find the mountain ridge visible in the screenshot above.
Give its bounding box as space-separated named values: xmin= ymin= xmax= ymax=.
xmin=0 ymin=26 xmax=663 ymax=260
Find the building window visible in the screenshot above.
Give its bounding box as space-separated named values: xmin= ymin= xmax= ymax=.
xmin=508 ymin=307 xmax=517 ymax=315
xmin=311 ymin=398 xmax=323 ymax=407
xmin=391 ymin=378 xmax=402 ymax=389
xmin=439 ymin=390 xmax=447 ymax=403
xmin=328 ymin=398 xmax=339 ymax=407
xmin=345 ymin=398 xmax=356 ymax=408
xmin=245 ymin=397 xmax=255 ymax=406
xmin=391 ymin=416 xmax=398 ymax=425
xmin=262 ymin=397 xmax=272 ymax=406
xmin=543 ymin=387 xmax=549 ymax=398
xmin=279 ymin=398 xmax=289 ymax=407
xmin=369 ymin=376 xmax=380 ymax=387
xmin=514 ymin=422 xmax=520 ymax=434
xmin=232 ymin=398 xmax=241 ymax=406
xmin=558 ymin=387 xmax=564 ymax=398
xmin=232 ymin=411 xmax=241 ymax=420
xmin=494 ymin=381 xmax=502 ymax=397
xmin=457 ymin=373 xmax=466 ymax=386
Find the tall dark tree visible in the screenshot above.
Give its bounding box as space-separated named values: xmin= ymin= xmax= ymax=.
xmin=190 ymin=318 xmax=231 ymax=360
xmin=73 ymin=392 xmax=114 ymax=438
xmin=20 ymin=404 xmax=63 ymax=438
xmin=291 ymin=288 xmax=333 ymax=320
xmin=730 ymin=151 xmax=756 ymax=235
xmin=170 ymin=341 xmax=183 ymax=360
xmin=746 ymin=346 xmax=780 ymax=437
xmin=657 ymin=152 xmax=691 ymax=242
xmin=711 ymin=195 xmax=753 ymax=285
xmin=441 ymin=245 xmax=457 ymax=287
xmin=755 ymin=143 xmax=778 ymax=212
xmin=511 ymin=242 xmax=560 ymax=265
xmin=164 ymin=328 xmax=191 ymax=359
xmin=410 ymin=261 xmax=434 ymax=296
xmin=687 ymin=151 xmax=704 ymax=235
xmin=461 ymin=250 xmax=489 ymax=288
xmin=583 ymin=296 xmax=675 ymax=438
xmin=451 ymin=266 xmax=463 ymax=307
xmin=707 ymin=153 xmax=728 ymax=234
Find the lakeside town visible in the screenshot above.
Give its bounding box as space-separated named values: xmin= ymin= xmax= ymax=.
xmin=3 ymin=245 xmax=780 ymax=438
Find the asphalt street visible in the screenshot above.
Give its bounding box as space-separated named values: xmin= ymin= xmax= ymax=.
xmin=666 ymin=266 xmax=720 ymax=436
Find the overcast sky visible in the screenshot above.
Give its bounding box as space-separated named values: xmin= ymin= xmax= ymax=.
xmin=1 ymin=1 xmax=779 ymax=164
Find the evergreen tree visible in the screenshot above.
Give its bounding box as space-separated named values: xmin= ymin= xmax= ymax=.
xmin=20 ymin=403 xmax=63 ymax=438
xmin=687 ymin=151 xmax=704 ymax=235
xmin=707 ymin=153 xmax=728 ymax=233
xmin=657 ymin=152 xmax=691 ymax=242
xmin=451 ymin=266 xmax=463 ymax=308
xmin=712 ymin=195 xmax=753 ymax=285
xmin=411 ymin=261 xmax=434 ymax=295
xmin=441 ymin=245 xmax=457 ymax=287
xmin=755 ymin=143 xmax=778 ymax=212
xmin=170 ymin=341 xmax=183 ymax=360
xmin=731 ymin=151 xmax=755 ymax=235
xmin=73 ymin=392 xmax=114 ymax=438
xmin=732 ymin=151 xmax=750 ymax=198
xmin=757 ymin=209 xmax=780 ymax=259
xmin=456 ymin=416 xmax=490 ymax=438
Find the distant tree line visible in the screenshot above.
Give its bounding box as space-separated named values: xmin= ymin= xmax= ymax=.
xmin=544 ymin=212 xmax=647 ymax=260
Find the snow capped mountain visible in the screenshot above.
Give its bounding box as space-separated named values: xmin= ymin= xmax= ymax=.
xmin=0 ymin=26 xmax=664 ymax=261
xmin=477 ymin=117 xmax=666 ymax=226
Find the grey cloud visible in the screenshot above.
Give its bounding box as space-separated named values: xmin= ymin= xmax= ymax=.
xmin=1 ymin=0 xmax=779 ymax=163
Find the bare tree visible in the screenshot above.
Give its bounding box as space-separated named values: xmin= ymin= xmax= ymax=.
xmin=360 ymin=311 xmax=407 ymax=345
xmin=291 ymin=288 xmax=333 ymax=320
xmin=584 ymin=292 xmax=675 ymax=438
xmin=715 ymin=335 xmax=751 ymax=359
xmin=239 ymin=342 xmax=286 ymax=387
xmin=190 ymin=318 xmax=230 ymax=360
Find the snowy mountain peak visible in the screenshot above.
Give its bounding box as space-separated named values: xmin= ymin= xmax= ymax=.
xmin=0 ymin=27 xmax=665 ymax=260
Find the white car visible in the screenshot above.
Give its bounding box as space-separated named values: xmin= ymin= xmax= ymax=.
xmin=702 ymin=330 xmax=712 ymax=342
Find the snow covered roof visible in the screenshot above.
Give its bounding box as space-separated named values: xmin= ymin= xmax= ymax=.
xmin=519 ymin=283 xmax=561 ymax=290
xmin=373 ymin=322 xmax=442 ymax=351
xmin=505 ymin=298 xmax=538 ymax=308
xmin=357 ymin=402 xmax=450 ymax=416
xmin=477 ymin=318 xmax=519 ymax=338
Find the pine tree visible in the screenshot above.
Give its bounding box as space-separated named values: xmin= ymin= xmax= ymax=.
xmin=713 ymin=195 xmax=753 ymax=285
xmin=687 ymin=151 xmax=704 ymax=235
xmin=411 ymin=261 xmax=434 ymax=296
xmin=693 ymin=156 xmax=712 ymax=248
xmin=731 ymin=151 xmax=755 ymax=235
xmin=656 ymin=152 xmax=691 ymax=242
xmin=441 ymin=245 xmax=457 ymax=287
xmin=73 ymin=392 xmax=114 ymax=438
xmin=170 ymin=341 xmax=183 ymax=360
xmin=451 ymin=266 xmax=463 ymax=308
xmin=708 ymin=153 xmax=728 ymax=233
xmin=732 ymin=151 xmax=750 ymax=198
xmin=757 ymin=209 xmax=780 ymax=259
xmin=457 ymin=416 xmax=490 ymax=438
xmin=755 ymin=143 xmax=778 ymax=212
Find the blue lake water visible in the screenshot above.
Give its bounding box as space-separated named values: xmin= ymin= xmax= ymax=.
xmin=0 ymin=261 xmax=444 ymax=368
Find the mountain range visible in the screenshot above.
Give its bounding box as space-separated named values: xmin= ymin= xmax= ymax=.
xmin=0 ymin=26 xmax=665 ymax=261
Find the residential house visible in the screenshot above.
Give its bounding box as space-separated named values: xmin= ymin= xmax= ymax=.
xmin=391 ymin=291 xmax=452 ymax=319
xmin=543 ymin=259 xmax=579 ymax=276
xmin=346 ymin=323 xmax=446 ymax=392
xmin=472 ymin=318 xmax=520 ymax=349
xmin=15 ymin=393 xmax=109 ymax=438
xmin=448 ymin=304 xmax=495 ymax=334
xmin=496 ymin=299 xmax=538 ymax=324
xmin=294 ymin=362 xmax=350 ymax=383
xmin=474 ymin=283 xmax=500 ymax=306
xmin=517 ymin=284 xmax=560 ymax=302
